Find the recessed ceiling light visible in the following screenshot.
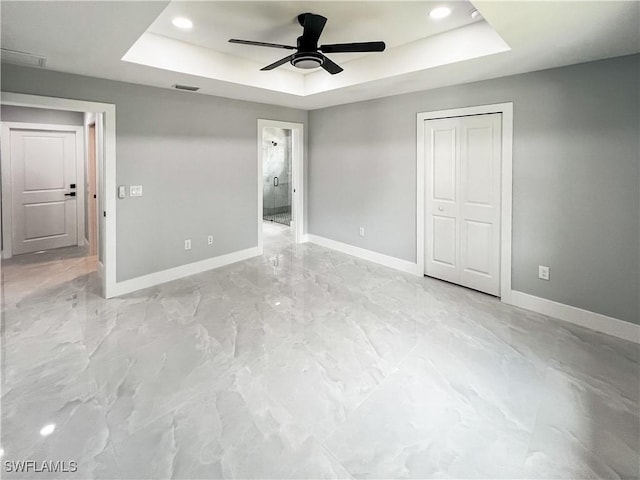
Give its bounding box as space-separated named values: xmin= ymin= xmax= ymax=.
xmin=172 ymin=17 xmax=193 ymax=29
xmin=39 ymin=424 xmax=56 ymax=437
xmin=429 ymin=7 xmax=451 ymax=19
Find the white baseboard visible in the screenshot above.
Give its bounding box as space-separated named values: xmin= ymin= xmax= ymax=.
xmin=306 ymin=234 xmax=418 ymax=275
xmin=110 ymin=247 xmax=259 ymax=297
xmin=509 ymin=290 xmax=639 ymax=344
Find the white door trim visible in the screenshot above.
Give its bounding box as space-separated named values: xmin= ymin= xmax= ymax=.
xmin=1 ymin=122 xmax=85 ymax=258
xmin=257 ymin=119 xmax=304 ymax=253
xmin=417 ymin=102 xmax=513 ymax=302
xmin=1 ymin=92 xmax=117 ymax=298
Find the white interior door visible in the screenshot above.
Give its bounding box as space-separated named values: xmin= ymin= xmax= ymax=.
xmin=9 ymin=127 xmax=78 ymax=255
xmin=424 ymin=113 xmax=502 ymax=296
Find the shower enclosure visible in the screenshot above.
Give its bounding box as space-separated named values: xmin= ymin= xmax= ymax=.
xmin=262 ymin=127 xmax=292 ymax=226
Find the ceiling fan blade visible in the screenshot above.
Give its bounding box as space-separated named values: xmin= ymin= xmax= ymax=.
xmin=229 ymin=39 xmax=296 ymax=50
xmin=320 ymin=41 xmax=386 ymax=53
xmin=301 ymin=13 xmax=327 ymax=44
xmin=261 ymin=54 xmax=296 ymax=71
xmin=320 ymin=55 xmax=343 ymax=75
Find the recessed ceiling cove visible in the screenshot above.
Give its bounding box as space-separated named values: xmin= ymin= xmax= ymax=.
xmin=122 ymin=1 xmax=510 ymax=96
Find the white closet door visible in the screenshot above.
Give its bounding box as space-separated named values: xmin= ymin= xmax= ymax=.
xmin=10 ymin=128 xmax=78 ymax=255
xmin=424 ymin=113 xmax=502 ymax=296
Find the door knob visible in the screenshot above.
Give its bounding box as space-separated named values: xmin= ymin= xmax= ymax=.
xmin=438 ymin=206 xmax=444 ymax=211
xmin=64 ymin=192 xmax=76 ymax=197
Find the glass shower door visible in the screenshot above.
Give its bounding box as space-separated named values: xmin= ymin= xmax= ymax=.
xmin=263 ymin=162 xmax=275 ymax=220
xmin=263 ymin=128 xmax=292 ymax=226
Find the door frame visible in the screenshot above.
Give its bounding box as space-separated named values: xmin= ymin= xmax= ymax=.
xmin=1 ymin=92 xmax=116 ymax=298
xmin=87 ymin=122 xmax=98 ymax=255
xmin=1 ymin=122 xmax=85 ymax=259
xmin=257 ymin=119 xmax=304 ymax=253
xmin=416 ymin=102 xmax=513 ymax=302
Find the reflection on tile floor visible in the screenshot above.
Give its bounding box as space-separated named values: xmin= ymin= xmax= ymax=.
xmin=1 ymin=222 xmax=638 ymax=479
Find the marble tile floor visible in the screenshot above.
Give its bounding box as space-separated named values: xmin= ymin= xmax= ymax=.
xmin=1 ymin=222 xmax=638 ymax=479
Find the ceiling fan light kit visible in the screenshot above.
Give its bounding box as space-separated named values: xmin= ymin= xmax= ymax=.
xmin=228 ymin=12 xmax=386 ymax=75
xmin=291 ymin=52 xmax=324 ymax=69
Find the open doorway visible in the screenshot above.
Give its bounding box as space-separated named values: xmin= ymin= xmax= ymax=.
xmin=1 ymin=105 xmax=105 ymax=301
xmin=1 ymin=92 xmax=116 ymax=298
xmin=262 ymin=126 xmax=293 ymax=253
xmin=263 ymin=127 xmax=292 ymax=227
xmin=257 ymin=119 xmax=304 ymax=254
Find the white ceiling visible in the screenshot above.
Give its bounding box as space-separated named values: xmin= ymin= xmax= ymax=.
xmin=1 ymin=1 xmax=639 ymax=110
xmin=147 ymin=1 xmax=481 ymax=72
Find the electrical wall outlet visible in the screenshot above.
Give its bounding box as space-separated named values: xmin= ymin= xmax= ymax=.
xmin=359 ymin=227 xmax=365 ymax=237
xmin=184 ymin=239 xmax=191 ymax=251
xmin=207 ymin=235 xmax=213 ymax=245
xmin=538 ymin=265 xmax=550 ymax=281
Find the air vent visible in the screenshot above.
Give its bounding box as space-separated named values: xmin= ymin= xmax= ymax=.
xmin=1 ymin=48 xmax=47 ymax=67
xmin=172 ymin=84 xmax=200 ymax=92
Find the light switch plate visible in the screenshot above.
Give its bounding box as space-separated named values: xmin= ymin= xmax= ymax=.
xmin=130 ymin=185 xmax=143 ymax=197
xmin=118 ymin=185 xmax=126 ymax=199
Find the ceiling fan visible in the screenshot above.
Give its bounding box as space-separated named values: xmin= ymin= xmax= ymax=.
xmin=229 ymin=13 xmax=386 ymax=75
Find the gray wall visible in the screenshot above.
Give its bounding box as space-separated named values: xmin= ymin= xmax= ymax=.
xmin=1 ymin=64 xmax=307 ymax=282
xmin=1 ymin=105 xmax=85 ymax=125
xmin=2 ymin=56 xmax=638 ymax=324
xmin=308 ymin=54 xmax=639 ymax=325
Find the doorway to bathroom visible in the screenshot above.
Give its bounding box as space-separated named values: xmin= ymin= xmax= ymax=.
xmin=263 ymin=127 xmax=292 ymax=227
xmin=257 ymin=119 xmax=304 ymax=254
